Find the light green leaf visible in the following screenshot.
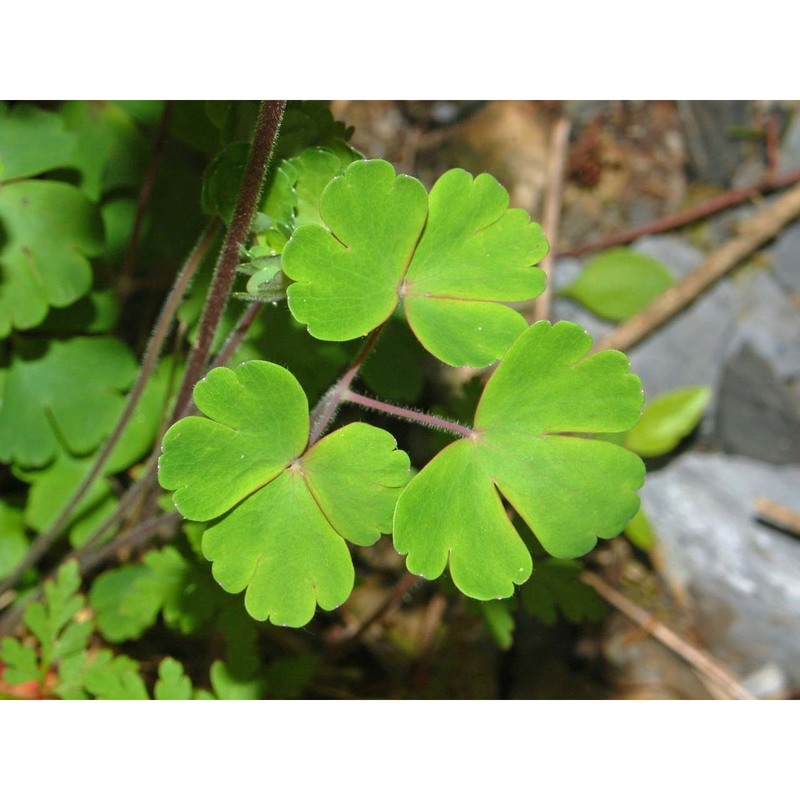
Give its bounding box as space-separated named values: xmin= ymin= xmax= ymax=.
xmin=624 ymin=506 xmax=657 ymax=550
xmin=0 ymin=336 xmax=138 ymax=467
xmin=283 ymin=159 xmax=548 ymax=368
xmin=560 ymin=247 xmax=674 ymax=321
xmin=624 ymin=386 xmax=711 ymax=457
xmin=0 ymin=103 xmax=76 ymax=181
xmin=159 ymin=361 xmax=410 ymax=626
xmin=0 ymin=181 xmax=104 ymax=336
xmin=154 ymin=658 xmax=193 ymax=700
xmin=393 ymin=321 xmax=645 ymax=600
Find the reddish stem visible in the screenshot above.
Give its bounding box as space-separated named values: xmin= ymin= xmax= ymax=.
xmin=343 ymin=390 xmax=474 ymax=439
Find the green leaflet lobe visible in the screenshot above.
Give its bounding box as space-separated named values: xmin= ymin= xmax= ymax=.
xmin=159 ymin=361 xmax=309 ymax=521
xmin=158 ymin=362 xmax=410 ymax=627
xmin=283 ymin=159 xmax=428 ymax=340
xmin=393 ymin=321 xmax=645 ymax=599
xmin=282 ymin=160 xmax=548 ymax=368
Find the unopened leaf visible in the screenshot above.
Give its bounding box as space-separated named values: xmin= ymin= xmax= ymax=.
xmin=393 ymin=321 xmax=645 ymax=600
xmin=283 ymin=159 xmax=548 ymax=368
xmin=561 ymin=247 xmax=674 ymax=321
xmin=159 ymin=360 xmax=410 ymax=626
xmin=624 ymin=386 xmax=711 ymax=457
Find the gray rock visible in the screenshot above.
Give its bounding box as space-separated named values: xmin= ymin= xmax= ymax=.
xmin=727 ymin=268 xmax=800 ymax=380
xmin=677 ymin=101 xmax=751 ymax=187
xmin=771 ymin=220 xmax=800 ymax=294
xmin=779 ymin=113 xmax=800 ymax=172
xmin=713 ymin=344 xmax=800 ymax=464
xmin=641 ymin=452 xmax=800 ymax=689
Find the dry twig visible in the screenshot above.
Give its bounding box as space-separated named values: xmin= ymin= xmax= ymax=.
xmin=557 ymin=167 xmax=800 ymax=259
xmin=755 ymin=497 xmax=800 ymax=539
xmin=594 ymin=181 xmax=800 ymax=353
xmin=532 ymin=116 xmax=572 ymax=323
xmin=582 ymin=571 xmax=755 ymax=700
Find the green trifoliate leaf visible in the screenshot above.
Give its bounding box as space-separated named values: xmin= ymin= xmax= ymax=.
xmin=283 ymin=159 xmax=548 ymax=368
xmin=0 ymin=103 xmax=76 ymax=181
xmin=393 ymin=321 xmax=645 ymax=600
xmin=0 ymin=336 xmax=137 ymax=467
xmin=159 ymin=361 xmax=410 ymax=627
xmin=560 ymin=247 xmax=674 ymax=321
xmin=521 ymin=559 xmax=606 ymax=626
xmin=0 ymin=181 xmax=104 ymax=336
xmin=623 ymin=386 xmax=711 ymax=457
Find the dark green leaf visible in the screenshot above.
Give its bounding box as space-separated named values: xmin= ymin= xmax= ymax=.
xmin=0 ymin=181 xmax=104 ymax=336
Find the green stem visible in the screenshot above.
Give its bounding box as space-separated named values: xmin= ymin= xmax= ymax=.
xmin=343 ymin=390 xmax=474 ymax=439
xmin=170 ymin=100 xmax=286 ymax=423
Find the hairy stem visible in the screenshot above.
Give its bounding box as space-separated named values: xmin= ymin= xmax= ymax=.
xmin=343 ymin=390 xmax=474 ymax=438
xmin=171 ymin=100 xmax=286 ymax=423
xmin=308 ymin=324 xmax=385 ymax=446
xmin=0 ymin=221 xmax=219 ymax=600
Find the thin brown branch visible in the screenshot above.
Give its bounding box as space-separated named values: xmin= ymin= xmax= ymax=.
xmin=532 ymin=116 xmax=572 ymax=323
xmin=582 ymin=571 xmax=755 ymax=700
xmin=557 ymin=167 xmax=800 ymax=259
xmin=594 ymin=180 xmax=800 ymax=353
xmin=328 ymin=572 xmax=421 ymax=658
xmin=755 ymin=497 xmax=800 ymax=539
